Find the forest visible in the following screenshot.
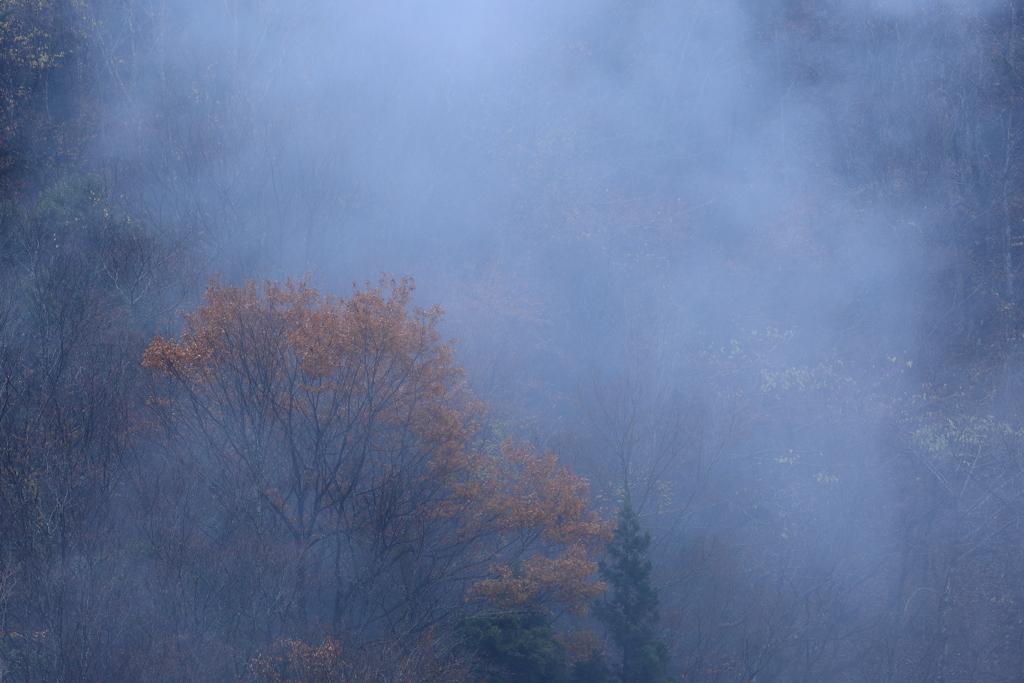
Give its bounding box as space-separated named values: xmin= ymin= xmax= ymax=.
xmin=3 ymin=0 xmax=1024 ymax=681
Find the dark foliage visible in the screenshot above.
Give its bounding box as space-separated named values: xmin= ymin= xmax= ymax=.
xmin=593 ymin=500 xmax=670 ymax=683
xmin=460 ymin=611 xmax=568 ymax=683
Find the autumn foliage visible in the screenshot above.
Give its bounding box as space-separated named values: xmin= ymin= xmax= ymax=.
xmin=247 ymin=632 xmax=474 ymax=683
xmin=143 ymin=276 xmax=610 ymax=641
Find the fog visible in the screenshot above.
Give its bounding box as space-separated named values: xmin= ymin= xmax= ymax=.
xmin=101 ymin=0 xmax=942 ymax=392
xmin=3 ymin=0 xmax=1024 ymax=680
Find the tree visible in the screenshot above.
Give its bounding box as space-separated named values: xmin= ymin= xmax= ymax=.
xmin=143 ymin=275 xmax=611 ymax=652
xmin=248 ymin=631 xmax=475 ymax=683
xmin=593 ymin=498 xmax=670 ymax=683
xmin=0 ymin=175 xmax=185 ymax=682
xmin=143 ymin=275 xmax=482 ymax=634
xmin=0 ymin=0 xmax=94 ymax=191
xmin=460 ymin=610 xmax=567 ymax=683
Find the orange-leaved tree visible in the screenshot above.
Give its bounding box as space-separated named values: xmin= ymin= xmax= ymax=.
xmin=143 ymin=276 xmax=610 ymax=642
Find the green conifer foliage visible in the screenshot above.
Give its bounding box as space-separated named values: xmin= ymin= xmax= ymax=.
xmin=460 ymin=610 xmax=568 ymax=683
xmin=594 ymin=500 xmax=671 ymax=683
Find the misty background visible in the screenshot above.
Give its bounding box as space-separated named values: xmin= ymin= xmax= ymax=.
xmin=3 ymin=0 xmax=1024 ymax=680
xmin=102 ymin=0 xmax=976 ymax=394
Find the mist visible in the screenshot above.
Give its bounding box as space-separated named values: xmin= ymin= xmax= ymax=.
xmin=2 ymin=0 xmax=1023 ymax=680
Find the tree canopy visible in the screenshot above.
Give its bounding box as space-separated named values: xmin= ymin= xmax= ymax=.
xmin=143 ymin=276 xmax=611 ymax=637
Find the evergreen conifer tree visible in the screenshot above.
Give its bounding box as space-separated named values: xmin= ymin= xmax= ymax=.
xmin=460 ymin=610 xmax=568 ymax=683
xmin=593 ymin=498 xmax=671 ymax=683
